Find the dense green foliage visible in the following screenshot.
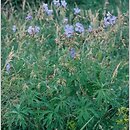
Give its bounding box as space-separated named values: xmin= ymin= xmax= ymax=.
xmin=2 ymin=0 xmax=129 ymax=130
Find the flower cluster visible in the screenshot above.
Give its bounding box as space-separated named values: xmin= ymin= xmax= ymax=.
xmin=75 ymin=22 xmax=84 ymax=33
xmin=27 ymin=26 xmax=40 ymax=35
xmin=64 ymin=22 xmax=84 ymax=37
xmin=74 ymin=7 xmax=80 ymax=15
xmin=104 ymin=12 xmax=117 ymax=27
xmin=64 ymin=24 xmax=74 ymax=37
xmin=43 ymin=3 xmax=53 ymax=16
xmin=53 ymin=0 xmax=67 ymax=8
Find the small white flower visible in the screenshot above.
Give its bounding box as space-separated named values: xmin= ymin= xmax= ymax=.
xmin=63 ymin=18 xmax=68 ymax=24
xmin=12 ymin=25 xmax=17 ymax=32
xmin=88 ymin=25 xmax=92 ymax=32
xmin=61 ymin=0 xmax=67 ymax=8
xmin=106 ymin=12 xmax=111 ymax=17
xmin=53 ymin=0 xmax=60 ymax=7
xmin=74 ymin=7 xmax=80 ymax=15
xmin=46 ymin=10 xmax=53 ymax=16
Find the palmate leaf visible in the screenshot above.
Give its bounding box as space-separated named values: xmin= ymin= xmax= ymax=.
xmin=93 ymin=87 xmax=113 ymax=106
xmin=74 ymin=97 xmax=98 ymax=127
xmin=42 ymin=109 xmax=64 ymax=130
xmin=5 ymin=104 xmax=31 ymax=130
xmin=50 ymin=95 xmax=69 ymax=113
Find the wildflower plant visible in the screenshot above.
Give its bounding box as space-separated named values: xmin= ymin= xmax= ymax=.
xmin=12 ymin=25 xmax=17 ymax=32
xmin=53 ymin=0 xmax=60 ymax=7
xmin=70 ymin=48 xmax=76 ymax=58
xmin=25 ymin=14 xmax=33 ymax=20
xmin=27 ymin=26 xmax=40 ymax=35
xmin=6 ymin=63 xmax=11 ymax=73
xmin=75 ymin=22 xmax=84 ymax=33
xmin=61 ymin=0 xmax=67 ymax=8
xmin=74 ymin=7 xmax=81 ymax=15
xmin=1 ymin=1 xmax=129 ymax=130
xmin=64 ymin=24 xmax=74 ymax=37
xmin=104 ymin=12 xmax=117 ymax=27
xmin=42 ymin=3 xmax=53 ymax=16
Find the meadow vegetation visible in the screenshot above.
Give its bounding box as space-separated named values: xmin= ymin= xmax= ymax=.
xmin=1 ymin=0 xmax=129 ymax=129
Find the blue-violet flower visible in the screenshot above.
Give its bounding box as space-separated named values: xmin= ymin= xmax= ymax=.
xmin=26 ymin=14 xmax=33 ymax=20
xmin=64 ymin=24 xmax=74 ymax=37
xmin=75 ymin=22 xmax=84 ymax=33
xmin=74 ymin=7 xmax=80 ymax=15
xmin=43 ymin=3 xmax=49 ymax=12
xmin=6 ymin=63 xmax=11 ymax=73
xmin=70 ymin=48 xmax=76 ymax=58
xmin=27 ymin=26 xmax=40 ymax=35
xmin=104 ymin=12 xmax=117 ymax=27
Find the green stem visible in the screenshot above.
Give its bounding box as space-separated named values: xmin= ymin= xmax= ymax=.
xmin=80 ymin=116 xmax=94 ymax=130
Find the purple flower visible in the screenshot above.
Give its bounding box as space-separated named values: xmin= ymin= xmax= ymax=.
xmin=6 ymin=63 xmax=11 ymax=73
xmin=104 ymin=16 xmax=110 ymax=27
xmin=104 ymin=12 xmax=117 ymax=27
xmin=46 ymin=9 xmax=53 ymax=16
xmin=53 ymin=0 xmax=60 ymax=7
xmin=28 ymin=26 xmax=34 ymax=35
xmin=35 ymin=26 xmax=40 ymax=33
xmin=42 ymin=3 xmax=53 ymax=16
xmin=61 ymin=0 xmax=67 ymax=8
xmin=25 ymin=14 xmax=33 ymax=20
xmin=70 ymin=48 xmax=76 ymax=58
xmin=27 ymin=26 xmax=40 ymax=35
xmin=74 ymin=7 xmax=80 ymax=15
xmin=64 ymin=24 xmax=74 ymax=37
xmin=12 ymin=25 xmax=17 ymax=32
xmin=88 ymin=25 xmax=92 ymax=32
xmin=43 ymin=3 xmax=48 ymax=12
xmin=75 ymin=22 xmax=84 ymax=33
xmin=109 ymin=15 xmax=117 ymax=25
